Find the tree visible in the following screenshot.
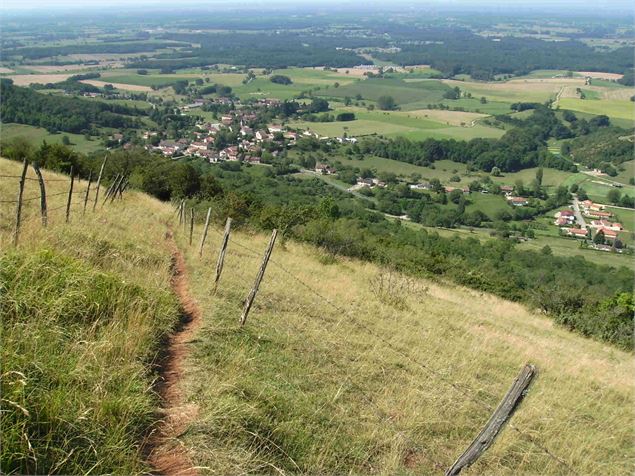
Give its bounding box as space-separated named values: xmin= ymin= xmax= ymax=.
xmin=270 ymin=75 xmax=292 ymax=85
xmin=61 ymin=135 xmax=71 ymax=146
xmin=377 ymin=95 xmax=396 ymax=111
xmin=569 ymin=183 xmax=578 ymax=193
xmin=491 ymin=166 xmax=501 ymax=177
xmin=607 ymin=189 xmax=621 ymax=204
xmin=480 ymin=96 xmax=487 ymax=104
xmin=443 ymin=87 xmax=461 ymax=100
xmin=593 ymin=230 xmax=605 ymax=245
xmin=308 ymin=97 xmax=329 ymax=113
xmin=336 ymin=112 xmax=355 ymax=122
xmin=535 ymin=167 xmax=543 ymax=186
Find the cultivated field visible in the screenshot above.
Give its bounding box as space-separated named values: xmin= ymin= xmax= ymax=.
xmin=6 ymin=73 xmax=73 ymax=85
xmin=80 ymin=79 xmax=153 ymax=92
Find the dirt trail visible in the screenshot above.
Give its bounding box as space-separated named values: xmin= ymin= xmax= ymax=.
xmin=145 ymin=230 xmax=200 ymax=475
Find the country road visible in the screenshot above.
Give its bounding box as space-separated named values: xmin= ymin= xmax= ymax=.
xmin=572 ymin=196 xmax=587 ymax=228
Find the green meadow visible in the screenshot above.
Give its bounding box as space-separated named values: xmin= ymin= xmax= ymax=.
xmin=559 ymin=98 xmax=634 ymax=121
xmin=0 ymin=123 xmax=104 ymax=154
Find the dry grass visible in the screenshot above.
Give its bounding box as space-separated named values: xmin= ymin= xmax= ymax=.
xmin=1 ymin=157 xmax=633 ymax=475
xmin=400 ymin=109 xmax=489 ymax=125
xmin=174 ymin=219 xmax=634 ymax=475
xmin=6 ymin=73 xmax=73 ymax=86
xmin=577 ymin=71 xmax=624 ymax=80
xmin=26 ymin=64 xmax=104 ymax=73
xmin=80 ymin=79 xmax=153 ymax=92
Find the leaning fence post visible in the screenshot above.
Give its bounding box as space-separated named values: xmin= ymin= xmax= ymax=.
xmin=32 ymin=162 xmax=48 ymax=227
xmin=104 ymin=174 xmax=123 ymax=203
xmin=118 ymin=178 xmax=129 ymax=199
xmin=213 ymin=217 xmax=232 ymax=293
xmin=110 ymin=175 xmax=125 ymax=203
xmin=240 ymin=229 xmax=277 ymax=326
xmin=12 ymin=158 xmax=29 ymax=246
xmin=92 ymin=156 xmax=107 ymax=212
xmin=189 ymin=208 xmax=194 ymax=246
xmin=102 ymin=173 xmax=119 ymax=205
xmin=198 ymin=207 xmax=212 ymax=257
xmin=445 ymin=364 xmax=537 ymax=476
xmin=65 ymin=166 xmax=75 ymax=223
xmin=82 ymin=171 xmax=92 ymax=215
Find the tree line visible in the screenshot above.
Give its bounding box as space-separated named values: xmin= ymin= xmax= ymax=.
xmin=0 ymin=79 xmax=145 ymax=134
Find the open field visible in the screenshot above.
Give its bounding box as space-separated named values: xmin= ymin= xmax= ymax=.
xmin=174 ymin=211 xmax=634 ymax=475
xmin=442 ymin=78 xmax=579 ymax=103
xmin=80 ymin=79 xmax=153 ymax=92
xmin=578 ymin=71 xmax=624 ymax=80
xmin=613 ymin=160 xmax=635 ymax=185
xmin=397 ymin=108 xmax=489 ymax=126
xmin=6 ymin=73 xmax=73 ymax=85
xmin=0 ymin=123 xmax=104 ymax=154
xmin=558 ymin=98 xmax=634 ymax=121
xmin=316 ymin=78 xmax=452 ymax=107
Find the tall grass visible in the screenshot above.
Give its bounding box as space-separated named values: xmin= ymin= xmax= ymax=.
xmin=176 ymin=222 xmax=634 ymax=475
xmin=0 ymin=158 xmax=180 ymax=474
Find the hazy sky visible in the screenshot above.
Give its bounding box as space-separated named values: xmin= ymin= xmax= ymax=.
xmin=1 ymin=0 xmax=633 ymax=12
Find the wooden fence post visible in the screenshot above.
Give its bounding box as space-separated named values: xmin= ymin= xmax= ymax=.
xmin=240 ymin=229 xmax=277 ymax=327
xmin=82 ymin=171 xmax=92 ymax=215
xmin=92 ymin=156 xmax=107 ymax=212
xmin=178 ymin=200 xmax=185 ymax=226
xmin=118 ymin=177 xmax=129 ymax=199
xmin=102 ymin=173 xmax=119 ymax=205
xmin=213 ymin=217 xmax=232 ymax=293
xmin=32 ymin=162 xmax=48 ymax=227
xmin=65 ymin=166 xmax=75 ymax=223
xmin=110 ymin=175 xmax=125 ymax=203
xmin=189 ymin=208 xmax=194 ymax=246
xmin=445 ymin=364 xmax=537 ymax=476
xmin=12 ymin=158 xmax=29 ymax=246
xmin=198 ymin=207 xmax=212 ymax=257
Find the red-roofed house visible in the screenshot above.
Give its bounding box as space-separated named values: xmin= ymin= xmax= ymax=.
xmin=567 ymin=228 xmax=589 ymax=239
xmin=508 ymin=196 xmax=529 ymax=206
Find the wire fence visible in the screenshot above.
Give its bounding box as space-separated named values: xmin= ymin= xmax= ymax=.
xmin=0 ymin=171 xmax=578 ymax=474
xmin=191 ymin=212 xmax=579 ymax=475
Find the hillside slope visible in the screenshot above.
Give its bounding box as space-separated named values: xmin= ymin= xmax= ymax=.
xmin=1 ymin=157 xmax=633 ymax=475
xmin=0 ymin=158 xmax=180 ymax=474
xmin=176 ymin=207 xmax=634 ymax=473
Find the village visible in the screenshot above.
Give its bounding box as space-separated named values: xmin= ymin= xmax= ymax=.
xmin=554 ymin=199 xmax=626 ymax=252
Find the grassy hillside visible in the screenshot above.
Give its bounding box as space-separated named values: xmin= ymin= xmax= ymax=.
xmin=174 ymin=207 xmax=634 ymax=474
xmin=0 ymin=159 xmax=180 ymax=474
xmin=1 ymin=157 xmax=633 ymax=474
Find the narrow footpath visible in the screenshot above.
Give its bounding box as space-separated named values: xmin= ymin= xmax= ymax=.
xmin=145 ymin=229 xmax=201 ymax=476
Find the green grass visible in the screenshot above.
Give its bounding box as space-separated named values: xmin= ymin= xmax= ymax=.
xmin=496 ymin=167 xmax=574 ymax=188
xmin=613 ymin=160 xmax=635 ymax=186
xmin=1 ymin=123 xmax=104 ymax=154
xmin=290 ymin=106 xmax=504 ymax=141
xmin=558 ymin=98 xmax=634 ymax=121
xmin=465 ymin=193 xmax=511 ymax=217
xmin=0 ymin=159 xmax=180 ymax=474
xmin=101 ymin=72 xmax=202 ymax=87
xmin=316 ymin=78 xmax=452 ymax=107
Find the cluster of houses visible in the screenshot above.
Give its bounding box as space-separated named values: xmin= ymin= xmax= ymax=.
xmin=557 ymin=200 xmax=625 ymax=247
xmin=135 ymin=96 xmax=360 ymax=165
xmin=500 ymin=186 xmax=529 ymax=206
